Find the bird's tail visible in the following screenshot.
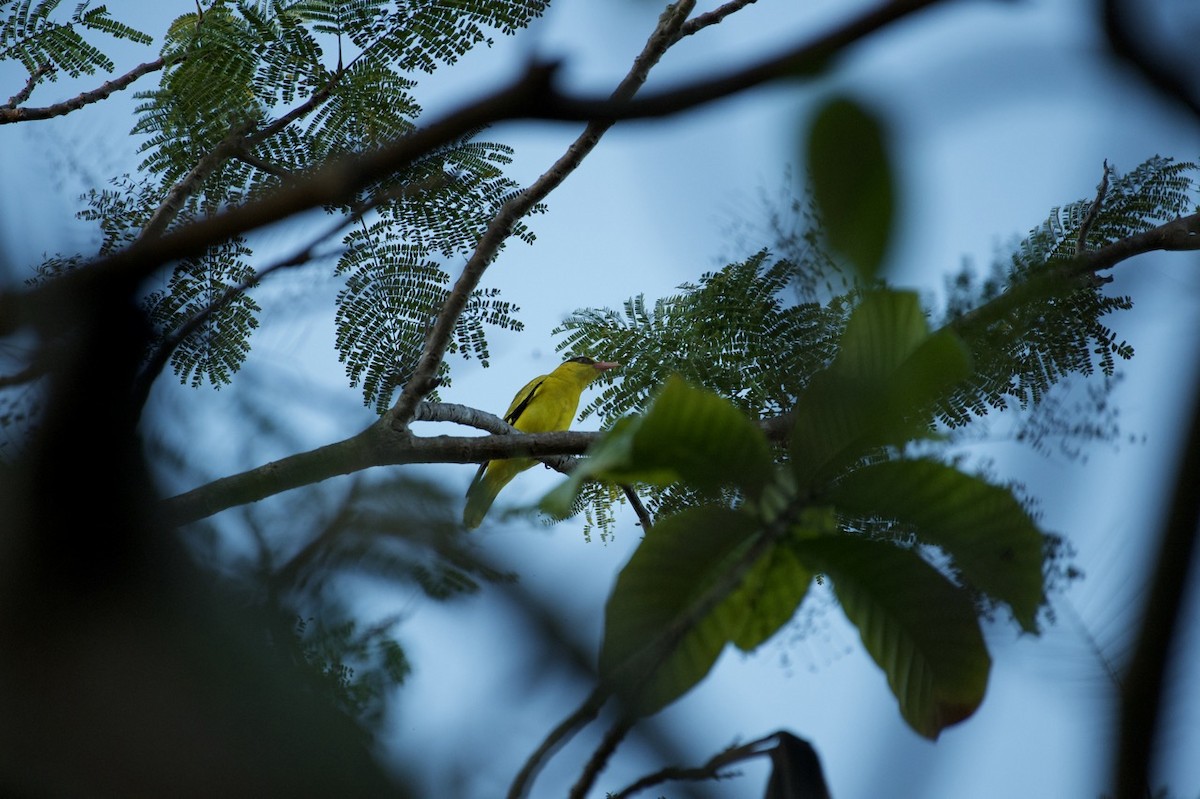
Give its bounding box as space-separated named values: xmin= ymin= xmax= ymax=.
xmin=463 ymin=462 xmax=503 ymax=529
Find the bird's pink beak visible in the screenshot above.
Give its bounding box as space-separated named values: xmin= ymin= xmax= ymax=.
xmin=593 ymin=361 xmax=619 ymax=372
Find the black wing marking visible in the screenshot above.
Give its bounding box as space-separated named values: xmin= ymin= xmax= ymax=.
xmin=505 ymin=379 xmax=545 ymax=426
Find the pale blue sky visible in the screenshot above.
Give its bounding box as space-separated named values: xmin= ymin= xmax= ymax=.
xmin=3 ymin=2 xmax=1199 ymax=797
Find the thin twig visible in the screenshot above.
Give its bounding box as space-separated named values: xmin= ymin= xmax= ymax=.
xmin=1076 ymin=159 xmax=1110 ymax=255
xmin=568 ymin=716 xmax=635 ymax=799
xmin=611 ymin=733 xmax=780 ymax=799
xmin=507 ymin=688 xmax=609 ymax=799
xmin=139 ymin=126 xmax=251 ymax=241
xmin=3 ymin=63 xmax=53 ymax=109
xmin=0 ymin=57 xmax=167 ymax=124
xmin=621 ymin=485 xmax=654 ymax=530
xmin=387 ymin=0 xmax=699 ymax=429
xmin=678 ymin=0 xmax=759 ymax=37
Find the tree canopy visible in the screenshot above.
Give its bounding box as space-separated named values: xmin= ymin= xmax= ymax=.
xmin=1 ymin=1 xmax=1198 ymax=797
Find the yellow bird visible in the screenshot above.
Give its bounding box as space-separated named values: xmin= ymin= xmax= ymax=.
xmin=463 ymin=356 xmax=618 ymax=528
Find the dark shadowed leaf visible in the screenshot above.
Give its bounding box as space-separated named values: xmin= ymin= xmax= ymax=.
xmin=789 ymin=291 xmax=971 ymax=489
xmin=827 ymin=458 xmax=1046 ymax=632
xmin=793 ymin=535 xmax=990 ymax=739
xmin=599 ymin=506 xmax=760 ymax=716
xmin=806 ymin=96 xmax=895 ymax=283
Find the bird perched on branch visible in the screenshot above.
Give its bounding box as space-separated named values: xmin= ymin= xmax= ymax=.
xmin=463 ymin=356 xmax=618 ymax=528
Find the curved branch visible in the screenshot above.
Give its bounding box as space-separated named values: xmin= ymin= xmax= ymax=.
xmin=952 ymin=211 xmax=1200 ymax=338
xmin=0 ymin=57 xmax=167 ymax=124
xmin=160 ymin=421 xmax=603 ymax=527
xmin=387 ymin=0 xmax=698 ymax=428
xmin=3 ymin=0 xmax=950 ymax=338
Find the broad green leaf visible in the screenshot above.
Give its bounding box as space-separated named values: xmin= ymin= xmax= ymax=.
xmin=807 ymin=97 xmax=895 ymax=283
xmin=789 ymin=292 xmax=971 ymax=489
xmin=832 ymin=289 xmax=929 ymax=379
xmin=542 ymin=377 xmax=774 ymax=515
xmin=725 ymin=538 xmax=812 ymax=652
xmin=827 ymin=459 xmax=1046 ymax=632
xmin=600 ymin=507 xmax=760 ymax=716
xmin=794 ymin=535 xmax=990 ymax=739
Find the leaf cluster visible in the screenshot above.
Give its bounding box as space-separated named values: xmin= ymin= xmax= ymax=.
xmin=31 ymin=0 xmax=544 ymax=397
xmin=334 ymin=137 xmax=533 ymax=412
xmin=0 ymin=0 xmax=151 ymax=81
xmin=546 ymin=292 xmax=1045 ymax=739
xmin=555 ymin=250 xmax=851 ymax=425
xmin=941 ymin=157 xmax=1198 ymax=424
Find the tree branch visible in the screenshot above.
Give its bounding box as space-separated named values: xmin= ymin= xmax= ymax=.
xmin=3 ymin=0 xmax=949 ymax=338
xmin=952 ymin=211 xmax=1200 ymax=338
xmin=1114 ymin=368 xmax=1200 ymax=798
xmin=0 ymin=58 xmax=167 ymax=124
xmin=3 ymin=64 xmax=53 ymax=109
xmin=568 ymin=716 xmax=635 ymax=799
xmin=508 ymin=688 xmax=609 ymax=799
xmin=610 ymin=733 xmax=779 ymax=799
xmin=386 ymin=0 xmax=698 ymax=429
xmin=160 ymin=422 xmax=603 ymax=527
xmin=678 ymin=0 xmax=760 ymax=38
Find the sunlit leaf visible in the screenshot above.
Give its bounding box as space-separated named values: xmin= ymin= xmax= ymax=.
xmin=794 ymin=535 xmax=990 ymax=739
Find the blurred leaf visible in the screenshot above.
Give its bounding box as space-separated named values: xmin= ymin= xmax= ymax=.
xmin=765 ymin=732 xmax=831 ymax=799
xmin=806 ymin=96 xmax=895 ymax=282
xmin=599 ymin=506 xmax=759 ymax=716
xmin=827 ymin=459 xmax=1046 ymax=632
xmin=794 ymin=535 xmax=990 ymax=739
xmin=789 ymin=291 xmax=972 ymax=489
xmin=542 ymin=376 xmax=774 ymax=516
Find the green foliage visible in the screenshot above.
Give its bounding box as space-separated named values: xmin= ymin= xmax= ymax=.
xmin=294 ymin=615 xmax=411 ymax=726
xmin=942 ymin=156 xmax=1198 ymax=425
xmin=788 ymin=291 xmax=971 ymax=490
xmin=555 ymin=251 xmax=851 ymax=424
xmin=806 ymin=96 xmax=895 ymax=283
xmin=144 ymin=236 xmax=261 ymax=387
xmin=333 ymin=139 xmax=530 ymax=412
xmin=542 ymin=377 xmax=775 ymax=517
xmin=599 ymin=506 xmax=761 ymax=716
xmin=25 ymin=0 xmax=545 ymax=399
xmin=0 ymin=0 xmax=151 ymax=79
xmin=826 ymin=459 xmax=1045 ymax=632
xmin=546 ymin=296 xmax=1041 ymax=736
xmin=793 ymin=534 xmax=990 ymax=740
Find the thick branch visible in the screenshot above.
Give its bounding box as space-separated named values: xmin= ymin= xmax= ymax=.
xmin=160 ymin=422 xmax=603 ymax=527
xmin=0 ymin=58 xmax=166 ymax=124
xmin=387 ymin=0 xmax=698 ymax=428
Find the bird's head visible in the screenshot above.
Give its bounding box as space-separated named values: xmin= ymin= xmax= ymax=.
xmin=564 ymin=355 xmax=619 ymax=373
